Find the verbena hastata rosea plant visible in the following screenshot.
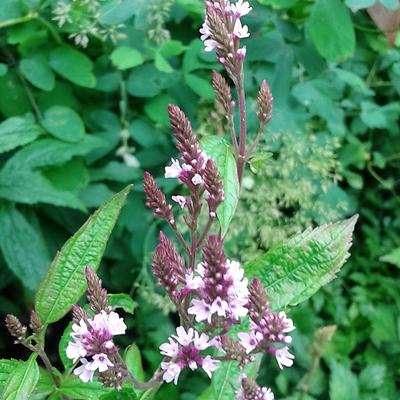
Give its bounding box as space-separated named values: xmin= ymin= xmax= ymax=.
xmin=3 ymin=1 xmax=357 ymax=399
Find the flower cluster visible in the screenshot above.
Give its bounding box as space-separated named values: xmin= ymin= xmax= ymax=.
xmin=238 ymin=278 xmax=295 ymax=369
xmin=235 ymin=377 xmax=274 ymax=400
xmin=66 ymin=309 xmax=127 ymax=383
xmin=188 ymin=235 xmax=249 ymax=326
xmin=160 ymin=327 xmax=219 ymax=384
xmin=200 ymin=0 xmax=252 ymax=78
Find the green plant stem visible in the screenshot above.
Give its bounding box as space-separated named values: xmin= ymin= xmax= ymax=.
xmin=235 ymin=70 xmax=247 ymax=185
xmin=0 ymin=12 xmax=39 ymax=29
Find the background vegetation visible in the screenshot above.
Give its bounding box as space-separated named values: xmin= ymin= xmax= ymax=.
xmin=0 ymin=0 xmax=399 ymax=399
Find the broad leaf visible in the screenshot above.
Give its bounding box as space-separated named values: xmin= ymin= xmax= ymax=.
xmin=60 ymin=377 xmax=111 ymax=399
xmin=329 ymin=360 xmax=359 ymax=400
xmin=0 ymin=203 xmax=50 ymax=291
xmin=3 ymin=354 xmax=39 ymax=400
xmin=0 ymin=169 xmax=84 ymax=210
xmin=308 ymin=0 xmax=355 ymax=61
xmin=20 ymin=56 xmax=55 ymax=91
xmin=49 ymin=47 xmax=95 ymax=88
xmin=42 ymin=106 xmax=85 ymax=143
xmin=245 ymin=215 xmax=358 ymax=310
xmin=110 ymin=47 xmax=144 ymax=70
xmin=201 ymin=136 xmax=239 ymax=236
xmin=35 ymin=185 xmax=131 ymax=324
xmin=3 ymin=136 xmax=104 ymax=172
xmin=0 ymin=114 xmax=42 ymax=154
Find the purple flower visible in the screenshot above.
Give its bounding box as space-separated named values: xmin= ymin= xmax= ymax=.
xmin=66 ymin=311 xmax=126 ymax=382
xmin=165 ymin=158 xmax=183 ymax=178
xmin=237 ymin=331 xmax=263 ymax=354
xmin=231 ymin=0 xmax=252 ymax=17
xmin=271 ymin=346 xmax=295 ymax=369
xmin=172 ymin=195 xmax=187 ymax=208
xmin=159 ymin=326 xmax=219 ymax=384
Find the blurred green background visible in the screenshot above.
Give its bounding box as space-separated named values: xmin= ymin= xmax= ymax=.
xmin=0 ymin=0 xmax=399 ymax=398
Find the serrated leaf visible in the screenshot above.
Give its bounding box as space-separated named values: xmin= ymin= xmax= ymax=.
xmin=0 ymin=114 xmax=42 ymax=154
xmin=329 ymin=360 xmax=359 ymax=400
xmin=3 ymin=136 xmax=104 ymax=172
xmin=359 ymin=364 xmax=386 ymax=391
xmin=49 ymin=47 xmax=95 ymax=88
xmin=245 ymin=215 xmax=358 ymax=310
xmin=35 ymin=185 xmax=131 ymax=324
xmin=0 ymin=169 xmax=84 ymax=210
xmin=201 ymin=136 xmax=239 ymax=236
xmin=309 ymin=0 xmax=355 ymax=61
xmin=20 ymin=56 xmax=55 ymax=91
xmin=108 ymin=293 xmax=136 ymax=314
xmin=211 ymin=356 xmax=261 ymax=400
xmin=3 ymin=354 xmax=39 ymax=400
xmin=60 ymin=377 xmax=111 ymax=399
xmin=42 ymin=106 xmax=85 ymax=143
xmin=0 ymin=203 xmax=50 ymax=291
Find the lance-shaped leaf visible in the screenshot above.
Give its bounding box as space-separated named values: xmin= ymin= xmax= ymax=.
xmin=35 ymin=185 xmax=131 ymax=324
xmin=245 ymin=215 xmax=358 ymax=310
xmin=201 ymin=136 xmax=239 ymax=236
xmin=2 ymin=354 xmax=39 ymax=400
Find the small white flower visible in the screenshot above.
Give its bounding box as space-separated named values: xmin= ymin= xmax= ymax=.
xmin=210 ymin=297 xmax=229 ymax=317
xmin=275 ymin=347 xmax=295 ymax=369
xmin=229 ymin=297 xmax=248 ymax=320
xmin=88 ymin=353 xmax=114 ymax=373
xmin=238 ymin=331 xmax=263 ymax=354
xmin=185 ymin=271 xmax=203 ymax=290
xmin=201 ymin=355 xmax=220 ymax=378
xmin=173 ymin=326 xmax=194 ymax=346
xmin=188 ymin=299 xmax=212 ymax=322
xmin=192 ymin=173 xmax=204 ymax=185
xmin=107 ymin=311 xmax=127 ymax=335
xmin=204 ymin=38 xmax=218 ymax=52
xmin=261 ymin=387 xmax=275 ymax=400
xmin=278 ymin=312 xmax=296 ymax=333
xmin=74 ymin=358 xmax=95 ymax=383
xmin=193 ymin=331 xmax=211 ymax=351
xmin=160 ymin=337 xmax=179 ymax=358
xmin=172 ymin=195 xmax=187 ymax=208
xmin=165 ymin=158 xmax=182 ymax=178
xmin=233 ymin=19 xmax=250 ymax=39
xmin=200 ymin=21 xmax=211 ymax=41
xmin=231 ymin=0 xmax=252 ymax=17
xmin=161 ymin=361 xmax=182 ymax=384
xmin=66 ymin=340 xmax=87 ymax=363
xmin=71 ymin=319 xmax=88 ymax=337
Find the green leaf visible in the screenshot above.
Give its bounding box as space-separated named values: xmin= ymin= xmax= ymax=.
xmin=108 ymin=293 xmax=136 ymax=314
xmin=110 ymin=47 xmax=144 ymax=70
xmin=309 ymin=0 xmax=355 ymax=61
xmin=59 ymin=322 xmax=74 ymax=371
xmin=99 ymin=0 xmax=137 ymax=24
xmin=245 ymin=215 xmax=358 ymax=310
xmin=100 ymin=387 xmax=139 ymax=399
xmin=0 ymin=114 xmax=42 ymax=154
xmin=3 ymin=136 xmax=104 ymax=172
xmin=20 ymin=56 xmax=55 ymax=91
xmin=345 ymin=0 xmax=376 ymax=10
xmin=0 ymin=203 xmax=50 ymax=291
xmin=0 ymin=169 xmax=84 ymax=209
xmin=185 ymin=73 xmax=215 ymax=99
xmin=42 ymin=106 xmax=85 ymax=143
xmin=35 ymin=185 xmax=131 ymax=324
xmin=359 ymin=364 xmax=386 ymax=391
xmin=155 ymin=52 xmax=174 ymax=73
xmin=211 ymin=356 xmax=261 ymax=400
xmin=329 ymin=360 xmax=359 ymax=400
xmin=380 ymin=247 xmax=400 ymax=268
xmin=49 ymin=47 xmax=95 ymax=88
xmin=60 ymin=377 xmax=111 ymax=399
xmin=201 ymin=136 xmax=239 ymax=236
xmin=124 ymin=344 xmax=145 ymax=396
xmin=0 ymin=63 xmax=8 ymax=76
xmin=3 ymin=354 xmax=39 ymax=400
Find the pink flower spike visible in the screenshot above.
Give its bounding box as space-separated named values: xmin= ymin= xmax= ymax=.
xmin=274 ymin=347 xmax=295 ymax=369
xmin=74 ymin=358 xmax=95 ymax=383
xmin=88 ymin=353 xmax=114 ymax=373
xmin=172 ymin=195 xmax=187 ymax=208
xmin=233 ymin=19 xmax=250 ymax=39
xmin=201 ymin=355 xmax=220 ymax=378
xmin=231 ymin=0 xmax=252 ymax=17
xmin=165 ymin=158 xmax=183 ymax=178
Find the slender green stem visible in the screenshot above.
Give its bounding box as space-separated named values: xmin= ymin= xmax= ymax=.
xmin=0 ymin=12 xmax=38 ymax=29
